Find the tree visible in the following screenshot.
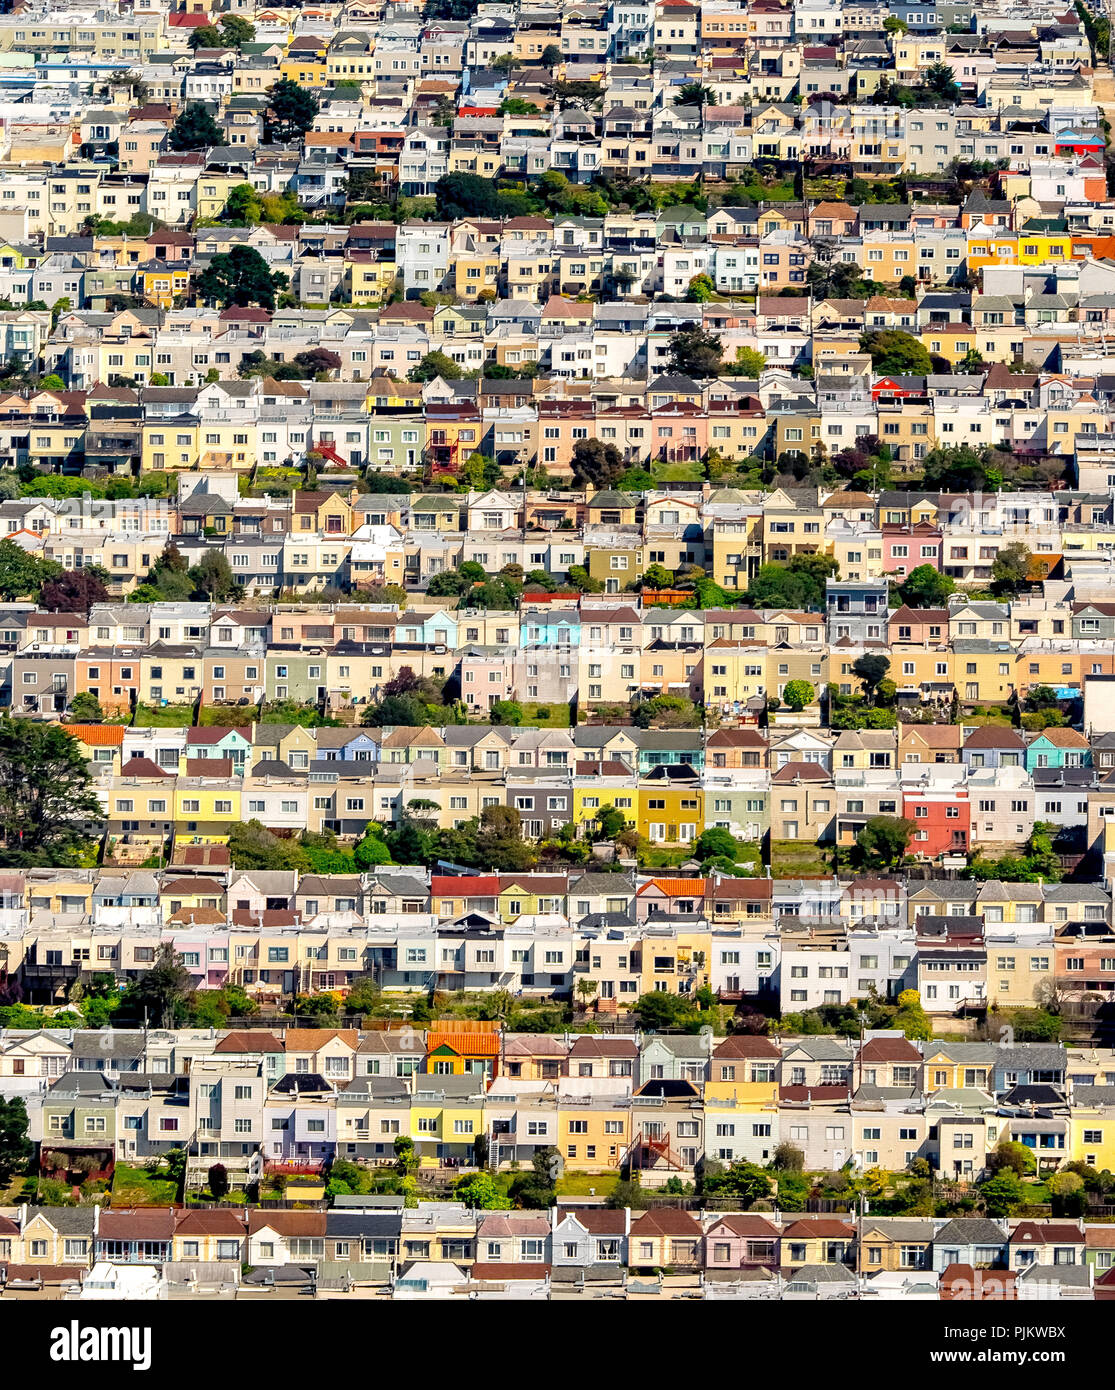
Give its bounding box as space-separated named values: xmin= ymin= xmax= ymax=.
xmin=898 ymin=564 xmax=954 ymax=608
xmin=435 ymin=172 xmax=509 ymax=220
xmin=477 ymin=804 xmax=536 ymax=872
xmin=686 ymin=273 xmax=715 ymax=303
xmin=855 ymin=816 xmax=915 ymax=871
xmin=0 ymin=717 xmax=101 ymax=865
xmin=666 ymin=326 xmax=723 ymax=378
xmin=489 ymin=699 xmax=523 ymax=726
xmin=139 ymin=540 xmax=194 ymax=602
xmin=859 ymin=329 xmax=932 ymax=376
xmin=925 ymin=61 xmax=960 ymax=99
xmin=991 ymin=542 xmax=1031 ymax=597
xmin=892 ymin=988 xmax=931 ymax=1040
xmin=771 ymin=1142 xmax=805 ymax=1172
xmin=541 ymin=42 xmax=563 ymax=67
xmin=196 ymin=244 xmax=284 ymax=311
xmin=293 ymin=348 xmax=343 ymax=378
xmin=67 ymin=693 xmax=105 ymax=724
xmin=727 ymin=347 xmax=766 ymax=378
xmin=125 ymin=944 xmax=192 ymax=1028
xmin=353 ymin=830 xmax=392 ymax=868
xmin=986 ymin=1140 xmax=1035 ymax=1177
xmin=979 ymin=1168 xmax=1025 ymax=1217
xmin=634 ymin=991 xmax=701 ymax=1031
xmin=187 ymin=24 xmax=222 ymax=50
xmin=674 ymin=82 xmax=716 ymax=106
xmin=701 ymin=1161 xmax=772 ymax=1206
xmin=570 ymin=436 xmax=624 ymax=488
xmin=189 ymin=551 xmax=241 ymax=602
xmin=0 ymin=1096 xmax=30 ymax=1183
xmin=0 ymin=538 xmax=61 ymax=601
xmin=852 ymin=653 xmax=890 ymax=701
xmin=1048 ymin=1171 xmax=1084 ymax=1199
xmin=223 ymin=182 xmax=262 ymax=225
xmin=408 ymin=349 xmax=461 ymax=383
xmin=40 ymin=567 xmax=109 ymax=616
xmin=746 ymin=552 xmax=839 ymax=611
xmin=454 ymin=1171 xmax=511 ymax=1209
xmin=782 ymin=679 xmax=816 ymax=712
xmin=218 ymin=14 xmax=255 ymax=46
xmin=208 ymin=1162 xmax=229 ymax=1199
xmin=883 ymin=14 xmax=908 ymax=31
xmin=384 ymin=1134 xmax=418 ymax=1179
xmin=265 ymin=78 xmax=320 ymax=144
xmin=168 ymin=103 xmax=226 ymax=151
xmin=694 ymin=827 xmax=740 ymax=862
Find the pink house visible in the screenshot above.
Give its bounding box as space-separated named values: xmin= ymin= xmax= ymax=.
xmin=704 ymin=1214 xmax=781 ymax=1270
xmin=460 ymin=646 xmax=516 ymax=711
xmin=881 ymin=522 xmax=942 ymax=578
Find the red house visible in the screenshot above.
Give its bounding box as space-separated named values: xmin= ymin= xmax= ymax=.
xmin=902 ymin=787 xmax=969 ymax=857
xmin=871 ymin=375 xmax=924 ymax=402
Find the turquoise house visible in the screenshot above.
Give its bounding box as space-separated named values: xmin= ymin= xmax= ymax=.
xmin=1024 ymin=728 xmax=1091 ymax=772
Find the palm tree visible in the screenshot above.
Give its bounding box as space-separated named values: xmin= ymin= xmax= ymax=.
xmin=576 ymin=979 xmax=598 ymax=1011
xmin=674 ymin=82 xmax=716 ymax=107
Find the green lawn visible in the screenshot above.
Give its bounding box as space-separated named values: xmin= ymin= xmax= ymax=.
xmin=652 ymin=459 xmax=705 ymax=483
xmin=961 ymin=712 xmax=1014 ymax=727
xmin=770 ymin=839 xmax=832 ymax=878
xmin=130 ymin=703 xmax=195 ymax=727
xmin=638 ymin=845 xmax=697 ymax=870
xmin=557 ymin=1171 xmax=621 ymax=1197
xmin=517 ymin=702 xmax=572 ymax=728
xmin=198 ymin=705 xmax=253 ymax=727
xmin=111 ymin=1163 xmax=179 ymax=1205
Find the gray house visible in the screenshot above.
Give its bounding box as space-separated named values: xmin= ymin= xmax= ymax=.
xmin=825 ymin=578 xmax=889 ymax=645
xmin=931 ymin=1217 xmax=1009 ymax=1272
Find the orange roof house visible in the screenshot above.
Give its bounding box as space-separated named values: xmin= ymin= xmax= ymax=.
xmin=424 ymin=1025 xmax=501 ymax=1077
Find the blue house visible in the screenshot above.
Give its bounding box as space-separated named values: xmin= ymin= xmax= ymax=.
xmin=1024 ymin=727 xmax=1091 ymax=772
xmin=315 ymin=729 xmax=380 ymax=763
xmin=186 ymin=725 xmax=253 ymax=775
xmin=634 ymin=729 xmax=704 ymax=774
xmin=961 ymin=725 xmax=1026 ymax=770
xmin=992 ymin=1044 xmax=1067 ymax=1093
xmin=395 ymin=611 xmax=457 ymax=647
xmin=521 ymin=611 xmax=581 ymax=649
xmin=931 ymin=1218 xmax=1009 ymax=1272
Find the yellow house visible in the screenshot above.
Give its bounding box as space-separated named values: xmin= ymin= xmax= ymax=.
xmin=452 ymin=251 xmax=500 ymax=301
xmin=172 ymin=780 xmax=242 ymax=842
xmin=704 ymin=640 xmax=769 ymax=706
xmin=280 ymin=52 xmax=329 ymax=88
xmin=1017 ymin=229 xmax=1073 ymax=265
xmin=496 ymin=877 xmax=567 ymax=923
xmin=635 ymin=925 xmax=711 ymax=995
xmin=137 ymin=260 xmax=190 ymax=310
xmin=920 ymin=322 xmax=980 ymax=367
xmin=557 ymin=1097 xmax=631 ymax=1168
xmin=143 ymin=418 xmax=198 ymax=471
xmin=638 ymin=785 xmax=704 ymax=845
xmin=705 ymin=1035 xmax=780 ymax=1105
xmin=409 ymin=1091 xmax=486 ymax=1162
xmin=196 ymin=171 xmax=244 ymax=222
xmin=198 ymin=418 xmax=257 ymax=472
xmin=921 ymin=1043 xmax=994 ymax=1093
xmin=1071 ymin=1106 xmax=1115 ymax=1171
xmin=954 ymin=643 xmax=1016 ymax=704
xmin=347 ymin=254 xmax=397 ymax=303
xmin=571 ymin=781 xmax=638 ymax=836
